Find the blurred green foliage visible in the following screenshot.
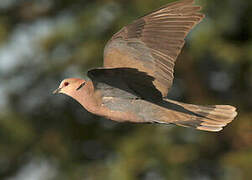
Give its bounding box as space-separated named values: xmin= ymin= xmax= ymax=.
xmin=0 ymin=0 xmax=251 ymax=179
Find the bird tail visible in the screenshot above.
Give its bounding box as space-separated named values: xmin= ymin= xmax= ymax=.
xmin=156 ymin=99 xmax=237 ymax=132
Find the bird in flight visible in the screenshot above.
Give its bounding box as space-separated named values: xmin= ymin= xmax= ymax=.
xmin=53 ymin=0 xmax=237 ymax=132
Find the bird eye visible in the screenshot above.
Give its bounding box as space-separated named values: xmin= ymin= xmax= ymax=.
xmin=64 ymin=82 xmax=69 ymax=86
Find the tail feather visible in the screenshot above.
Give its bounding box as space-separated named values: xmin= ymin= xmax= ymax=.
xmin=161 ymin=99 xmax=237 ymax=132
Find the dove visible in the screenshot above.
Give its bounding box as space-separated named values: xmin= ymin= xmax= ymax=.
xmin=53 ymin=0 xmax=237 ymax=132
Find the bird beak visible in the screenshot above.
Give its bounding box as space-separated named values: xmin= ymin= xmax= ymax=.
xmin=53 ymin=87 xmax=62 ymax=94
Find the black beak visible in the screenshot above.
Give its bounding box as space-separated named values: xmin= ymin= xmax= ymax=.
xmin=53 ymin=87 xmax=62 ymax=94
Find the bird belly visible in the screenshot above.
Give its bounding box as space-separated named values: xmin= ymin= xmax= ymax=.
xmin=99 ymin=96 xmax=159 ymax=123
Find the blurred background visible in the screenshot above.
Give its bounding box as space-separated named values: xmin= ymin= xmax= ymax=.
xmin=0 ymin=0 xmax=251 ymax=179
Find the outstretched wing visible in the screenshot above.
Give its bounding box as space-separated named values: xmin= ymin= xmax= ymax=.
xmin=103 ymin=0 xmax=204 ymax=97
xmin=88 ymin=67 xmax=163 ymax=101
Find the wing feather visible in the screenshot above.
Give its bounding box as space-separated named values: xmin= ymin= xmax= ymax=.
xmin=103 ymin=0 xmax=204 ymax=97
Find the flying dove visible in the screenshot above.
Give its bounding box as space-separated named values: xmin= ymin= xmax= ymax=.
xmin=53 ymin=0 xmax=237 ymax=132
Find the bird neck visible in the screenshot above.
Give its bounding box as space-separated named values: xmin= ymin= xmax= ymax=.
xmin=75 ymin=81 xmax=103 ymax=114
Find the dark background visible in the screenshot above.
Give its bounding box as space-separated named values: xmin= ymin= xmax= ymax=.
xmin=0 ymin=0 xmax=251 ymax=179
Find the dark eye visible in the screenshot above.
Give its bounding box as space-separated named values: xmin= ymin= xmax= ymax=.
xmin=64 ymin=82 xmax=69 ymax=86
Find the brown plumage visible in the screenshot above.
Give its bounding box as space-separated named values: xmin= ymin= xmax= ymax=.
xmin=53 ymin=0 xmax=237 ymax=132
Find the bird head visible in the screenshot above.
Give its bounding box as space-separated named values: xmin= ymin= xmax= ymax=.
xmin=53 ymin=78 xmax=88 ymax=97
xmin=53 ymin=78 xmax=100 ymax=113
